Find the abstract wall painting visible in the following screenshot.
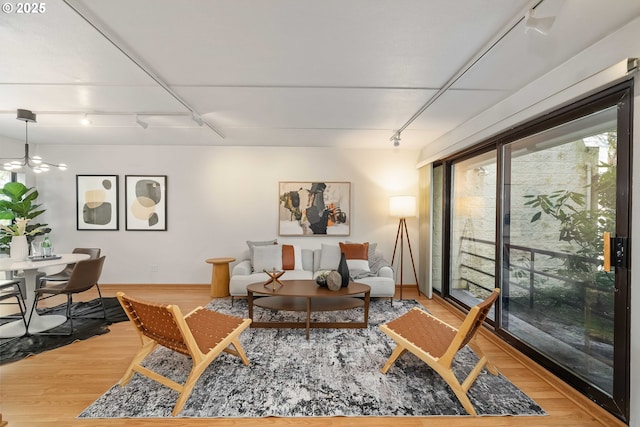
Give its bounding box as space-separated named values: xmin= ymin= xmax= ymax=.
xmin=125 ymin=175 xmax=167 ymax=231
xmin=76 ymin=175 xmax=119 ymax=230
xmin=279 ymin=181 xmax=350 ymax=236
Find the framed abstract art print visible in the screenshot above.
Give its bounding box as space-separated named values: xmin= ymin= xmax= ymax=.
xmin=125 ymin=175 xmax=167 ymax=231
xmin=279 ymin=181 xmax=350 ymax=236
xmin=76 ymin=175 xmax=119 ymax=230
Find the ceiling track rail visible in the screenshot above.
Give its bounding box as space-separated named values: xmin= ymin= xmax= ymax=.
xmin=0 ymin=110 xmax=196 ymax=117
xmin=62 ymin=0 xmax=225 ymax=139
xmin=390 ymin=0 xmax=544 ymax=143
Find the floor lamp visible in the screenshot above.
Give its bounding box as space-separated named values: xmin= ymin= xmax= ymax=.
xmin=390 ymin=196 xmax=420 ymax=300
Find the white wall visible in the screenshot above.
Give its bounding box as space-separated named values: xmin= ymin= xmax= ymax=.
xmin=24 ymin=144 xmax=419 ymax=285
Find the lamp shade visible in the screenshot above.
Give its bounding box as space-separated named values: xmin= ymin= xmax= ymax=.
xmin=389 ymin=196 xmax=416 ymax=218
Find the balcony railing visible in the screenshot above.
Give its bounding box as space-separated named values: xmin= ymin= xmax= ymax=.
xmin=458 ymin=236 xmax=614 ymax=336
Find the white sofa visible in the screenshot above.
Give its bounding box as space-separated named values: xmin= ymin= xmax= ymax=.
xmin=229 ymin=243 xmax=395 ymax=301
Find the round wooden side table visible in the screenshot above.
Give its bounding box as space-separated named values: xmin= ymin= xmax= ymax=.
xmin=205 ymin=257 xmax=235 ymax=298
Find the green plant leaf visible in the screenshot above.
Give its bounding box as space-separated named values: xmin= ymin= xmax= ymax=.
xmin=1 ymin=182 xmax=29 ymax=201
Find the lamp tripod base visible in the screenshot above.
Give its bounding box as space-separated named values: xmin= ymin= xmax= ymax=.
xmin=391 ymin=217 xmax=420 ymax=300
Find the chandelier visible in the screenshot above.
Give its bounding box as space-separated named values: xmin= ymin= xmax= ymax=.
xmin=2 ymin=109 xmax=67 ymax=173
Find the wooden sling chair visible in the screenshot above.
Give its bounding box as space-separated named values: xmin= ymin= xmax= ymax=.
xmin=380 ymin=289 xmax=500 ymax=416
xmin=116 ymin=292 xmax=252 ymax=416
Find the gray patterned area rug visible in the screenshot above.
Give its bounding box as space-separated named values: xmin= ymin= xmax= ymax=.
xmin=79 ymin=298 xmax=546 ymax=418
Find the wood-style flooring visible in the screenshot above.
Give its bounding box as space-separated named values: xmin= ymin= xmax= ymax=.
xmin=0 ymin=284 xmax=626 ymax=427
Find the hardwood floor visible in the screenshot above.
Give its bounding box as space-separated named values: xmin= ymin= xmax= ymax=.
xmin=0 ymin=284 xmax=626 ymax=427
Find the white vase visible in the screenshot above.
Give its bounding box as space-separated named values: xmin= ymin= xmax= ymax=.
xmin=10 ymin=235 xmax=28 ymax=261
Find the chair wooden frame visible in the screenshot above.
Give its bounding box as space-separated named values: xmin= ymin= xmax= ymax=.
xmin=380 ymin=289 xmax=500 ymax=416
xmin=116 ymin=292 xmax=252 ymax=416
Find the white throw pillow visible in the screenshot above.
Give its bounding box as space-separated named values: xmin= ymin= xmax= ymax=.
xmin=346 ymin=259 xmax=370 ymax=272
xmin=319 ymin=244 xmax=341 ymax=270
xmin=247 ymin=239 xmax=277 ymax=271
xmin=252 ymin=244 xmax=283 ymax=272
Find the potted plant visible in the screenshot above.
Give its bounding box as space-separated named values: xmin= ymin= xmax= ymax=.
xmin=0 ymin=182 xmax=51 ymax=255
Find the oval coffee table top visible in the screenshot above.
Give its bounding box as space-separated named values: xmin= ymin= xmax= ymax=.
xmin=247 ymin=279 xmax=370 ymax=297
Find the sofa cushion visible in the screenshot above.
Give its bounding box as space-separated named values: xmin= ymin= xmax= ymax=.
xmin=280 ymin=244 xmax=304 ymax=270
xmin=282 ymin=244 xmax=295 ymax=270
xmin=347 ymin=259 xmax=369 ymax=272
xmin=319 ymin=244 xmax=341 ymax=270
xmin=293 ymin=245 xmax=304 ymax=270
xmin=247 ymin=239 xmax=277 ymax=271
xmin=339 ymin=242 xmax=370 ymax=272
xmin=301 ymin=248 xmax=314 ymax=271
xmin=346 ymin=240 xmax=377 ymax=261
xmin=339 ymin=242 xmax=368 ymax=259
xmin=353 ymin=276 xmax=395 ymax=298
xmin=253 ymin=244 xmax=283 ymax=272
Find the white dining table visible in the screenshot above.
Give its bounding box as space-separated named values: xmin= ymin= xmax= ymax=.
xmin=0 ymin=253 xmax=90 ymax=338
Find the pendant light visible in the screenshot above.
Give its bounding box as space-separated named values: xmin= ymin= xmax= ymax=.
xmin=1 ymin=109 xmax=67 ymax=173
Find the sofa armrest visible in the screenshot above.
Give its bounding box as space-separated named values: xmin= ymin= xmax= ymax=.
xmin=377 ymin=266 xmax=393 ymax=278
xmin=231 ymin=260 xmax=252 ymax=276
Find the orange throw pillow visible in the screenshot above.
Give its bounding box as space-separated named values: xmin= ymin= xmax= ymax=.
xmin=339 ymin=242 xmax=369 ymax=260
xmin=282 ymin=244 xmax=295 ymax=270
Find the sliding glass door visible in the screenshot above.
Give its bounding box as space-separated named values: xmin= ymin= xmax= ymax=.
xmin=449 ymin=151 xmax=497 ymax=318
xmin=502 ymin=106 xmax=618 ymax=389
xmin=437 ymin=79 xmax=632 ymax=422
xmin=500 ymin=84 xmax=632 ymax=420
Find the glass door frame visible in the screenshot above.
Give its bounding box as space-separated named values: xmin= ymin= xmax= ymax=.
xmin=441 ymin=144 xmax=501 ymax=328
xmin=497 ymin=78 xmax=632 ymax=422
xmin=436 ymin=77 xmax=632 ymax=422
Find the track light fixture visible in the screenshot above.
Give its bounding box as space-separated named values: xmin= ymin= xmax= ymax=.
xmin=1 ymin=109 xmax=67 ymax=173
xmin=525 ymin=8 xmax=555 ymax=35
xmin=393 ymin=134 xmax=401 ymax=147
xmin=192 ymin=112 xmax=204 ymax=126
xmin=135 ymin=115 xmax=149 ymax=129
xmin=81 ymin=113 xmax=92 ymax=126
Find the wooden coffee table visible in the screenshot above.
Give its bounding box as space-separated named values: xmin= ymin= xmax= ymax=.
xmin=247 ymin=279 xmax=371 ymax=340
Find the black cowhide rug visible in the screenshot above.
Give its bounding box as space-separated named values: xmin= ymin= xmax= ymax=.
xmin=0 ymin=297 xmax=127 ymax=365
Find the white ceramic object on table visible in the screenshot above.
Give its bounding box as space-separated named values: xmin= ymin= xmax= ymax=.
xmin=10 ymin=235 xmax=28 ymax=261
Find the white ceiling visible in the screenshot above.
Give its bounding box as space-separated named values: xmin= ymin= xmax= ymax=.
xmin=0 ymin=0 xmax=639 ymax=151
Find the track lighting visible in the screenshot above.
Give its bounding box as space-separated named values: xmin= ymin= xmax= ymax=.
xmin=81 ymin=114 xmax=92 ymax=126
xmin=525 ymin=8 xmax=555 ymax=35
xmin=192 ymin=112 xmax=204 ymax=126
xmin=135 ymin=115 xmax=148 ymax=129
xmin=393 ymin=134 xmax=401 ymax=147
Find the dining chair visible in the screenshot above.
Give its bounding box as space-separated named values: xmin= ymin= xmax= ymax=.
xmin=0 ymin=278 xmax=28 ymax=330
xmin=117 ymin=292 xmax=252 ymax=416
xmin=379 ymin=289 xmax=500 ymax=416
xmin=29 ymin=256 xmax=106 ymax=335
xmin=39 ymin=247 xmax=101 ymax=285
